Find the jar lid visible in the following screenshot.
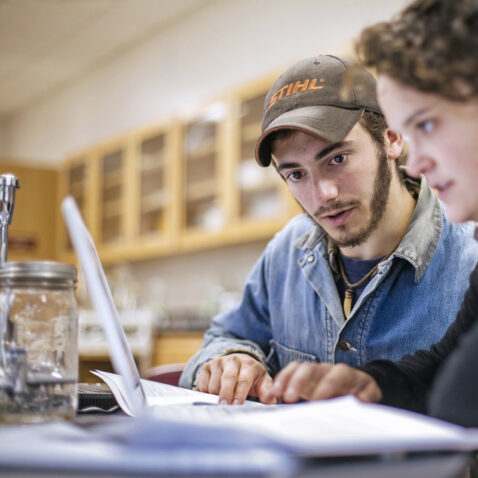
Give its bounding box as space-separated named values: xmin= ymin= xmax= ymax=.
xmin=0 ymin=261 xmax=76 ymax=282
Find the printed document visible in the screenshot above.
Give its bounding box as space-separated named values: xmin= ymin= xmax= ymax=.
xmin=94 ymin=370 xmax=478 ymax=457
xmin=92 ymin=370 xmax=220 ymax=415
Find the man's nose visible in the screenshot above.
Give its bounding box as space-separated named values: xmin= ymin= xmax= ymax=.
xmin=314 ymin=178 xmax=339 ymax=204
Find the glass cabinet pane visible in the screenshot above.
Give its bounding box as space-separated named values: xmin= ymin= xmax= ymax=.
xmin=182 ymin=110 xmax=224 ymax=231
xmin=100 ymin=149 xmax=124 ymax=244
xmin=139 ymin=132 xmax=167 ymax=236
xmin=63 ymin=160 xmax=89 ymax=251
xmin=67 ymin=163 xmax=87 ymax=215
xmin=238 ymin=93 xmax=283 ymax=221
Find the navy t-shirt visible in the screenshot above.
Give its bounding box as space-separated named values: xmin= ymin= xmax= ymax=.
xmin=336 ymin=253 xmax=383 ymax=310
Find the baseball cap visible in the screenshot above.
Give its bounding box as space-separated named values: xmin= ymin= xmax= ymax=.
xmin=255 ymin=55 xmax=382 ymax=167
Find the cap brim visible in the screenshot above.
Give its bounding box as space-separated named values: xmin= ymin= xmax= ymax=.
xmin=255 ymin=105 xmax=363 ymax=167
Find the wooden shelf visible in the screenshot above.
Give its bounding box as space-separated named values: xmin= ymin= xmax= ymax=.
xmin=239 ymin=177 xmax=279 ymax=193
xmin=102 ymin=170 xmax=122 ymax=190
xmin=185 ymin=141 xmax=215 ymax=161
xmin=68 ymin=182 xmax=85 ymax=199
xmin=241 ymin=121 xmax=262 ymax=143
xmin=186 ymin=179 xmax=216 ymax=202
xmin=101 ymin=198 xmax=122 ymax=219
xmin=141 ymin=190 xmax=168 ymax=213
xmin=140 ymin=156 xmax=166 ymax=173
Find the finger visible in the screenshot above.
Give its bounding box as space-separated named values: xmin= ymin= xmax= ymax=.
xmin=197 ymin=363 xmax=211 ymax=393
xmin=283 ymin=363 xmax=332 ymax=403
xmin=218 ymin=359 xmax=240 ymax=404
xmin=257 ymin=374 xmax=277 ymax=404
xmin=232 ymin=361 xmax=263 ymax=404
xmin=355 ymin=380 xmax=382 ymax=403
xmin=272 ymin=361 xmax=301 ymax=398
xmin=207 ymin=359 xmax=223 ymax=395
xmin=310 ymin=364 xmax=360 ymax=400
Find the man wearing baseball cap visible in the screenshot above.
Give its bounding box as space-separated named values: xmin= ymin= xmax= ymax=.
xmin=179 ymin=55 xmax=478 ymax=405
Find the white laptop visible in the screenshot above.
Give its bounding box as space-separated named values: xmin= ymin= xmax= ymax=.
xmin=62 ymin=196 xmax=149 ymax=415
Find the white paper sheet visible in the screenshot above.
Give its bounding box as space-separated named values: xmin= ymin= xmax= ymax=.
xmin=146 ymin=396 xmax=478 ymax=456
xmin=93 ymin=370 xmax=478 ymax=457
xmin=92 ymin=370 xmax=221 ymax=415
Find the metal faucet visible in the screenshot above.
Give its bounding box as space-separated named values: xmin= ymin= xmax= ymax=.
xmin=0 ymin=174 xmax=20 ymax=265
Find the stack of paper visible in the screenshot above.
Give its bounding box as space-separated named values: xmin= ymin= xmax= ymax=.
xmin=95 ymin=370 xmax=478 ymax=457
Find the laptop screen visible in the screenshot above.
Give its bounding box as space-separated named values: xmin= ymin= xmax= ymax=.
xmin=62 ymin=196 xmax=146 ymax=415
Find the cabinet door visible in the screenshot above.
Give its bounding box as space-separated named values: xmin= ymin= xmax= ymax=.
xmin=237 ymin=92 xmax=286 ymax=221
xmin=67 ymin=161 xmax=88 ymax=217
xmin=99 ymin=146 xmax=126 ymax=245
xmin=181 ymin=105 xmax=226 ymax=234
xmin=235 ymin=85 xmax=298 ymax=229
xmin=1 ymin=163 xmax=58 ymax=261
xmin=138 ymin=130 xmax=171 ymax=238
xmin=59 ymin=156 xmax=94 ymax=254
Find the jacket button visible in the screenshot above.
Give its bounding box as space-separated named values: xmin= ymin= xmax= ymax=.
xmin=307 ymin=255 xmax=314 ymax=263
xmin=338 ymin=340 xmax=352 ymax=351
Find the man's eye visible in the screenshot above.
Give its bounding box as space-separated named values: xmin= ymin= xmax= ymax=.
xmin=330 ymin=154 xmax=347 ymax=165
xmin=418 ymin=120 xmax=435 ymax=134
xmin=287 ymin=171 xmax=303 ymax=181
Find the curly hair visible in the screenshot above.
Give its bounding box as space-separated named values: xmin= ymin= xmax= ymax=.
xmin=356 ymin=0 xmax=478 ymax=101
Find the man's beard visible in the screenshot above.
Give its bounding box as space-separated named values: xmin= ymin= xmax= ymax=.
xmin=307 ymin=148 xmax=392 ymax=248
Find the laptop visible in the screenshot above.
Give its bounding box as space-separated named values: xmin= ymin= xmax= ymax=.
xmin=62 ymin=196 xmax=148 ymax=416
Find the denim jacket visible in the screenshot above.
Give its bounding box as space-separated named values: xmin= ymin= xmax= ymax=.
xmin=180 ymin=179 xmax=478 ymax=388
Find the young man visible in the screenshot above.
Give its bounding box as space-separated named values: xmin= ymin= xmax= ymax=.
xmin=179 ymin=54 xmax=478 ymax=406
xmin=271 ymin=0 xmax=478 ymax=426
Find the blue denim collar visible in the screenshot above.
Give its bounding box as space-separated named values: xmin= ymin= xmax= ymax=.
xmin=295 ymin=177 xmax=442 ymax=283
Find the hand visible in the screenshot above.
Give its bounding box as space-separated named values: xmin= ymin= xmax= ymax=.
xmin=197 ymin=353 xmax=276 ymax=405
xmin=270 ymin=362 xmax=382 ymax=404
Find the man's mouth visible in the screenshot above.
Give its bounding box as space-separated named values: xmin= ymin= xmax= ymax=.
xmin=321 ymin=208 xmax=354 ymax=227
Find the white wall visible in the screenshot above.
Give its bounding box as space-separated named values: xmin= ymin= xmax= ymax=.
xmin=0 ymin=0 xmax=409 ymax=165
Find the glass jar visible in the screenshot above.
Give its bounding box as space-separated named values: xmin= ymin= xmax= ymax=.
xmin=0 ymin=261 xmax=78 ymax=424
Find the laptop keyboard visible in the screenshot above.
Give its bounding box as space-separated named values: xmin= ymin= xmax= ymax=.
xmin=77 ymin=383 xmax=119 ymax=413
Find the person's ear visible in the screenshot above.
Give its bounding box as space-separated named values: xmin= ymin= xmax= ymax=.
xmin=384 ymin=129 xmax=403 ymax=160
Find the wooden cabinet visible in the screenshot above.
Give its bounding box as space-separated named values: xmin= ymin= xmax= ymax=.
xmin=138 ymin=130 xmax=170 ymax=238
xmin=178 ymin=103 xmax=231 ymax=251
xmin=98 ymin=140 xmax=128 ymax=246
xmin=237 ymin=89 xmax=282 ymax=221
xmin=229 ymin=79 xmax=301 ymax=239
xmin=0 ymin=163 xmax=58 ymax=261
xmin=153 ymin=331 xmax=204 ymax=366
xmin=182 ymin=112 xmax=223 ymax=232
xmin=124 ymin=123 xmax=182 ymax=261
xmin=58 ymin=74 xmax=301 ymax=265
xmin=58 ymin=152 xmax=99 ymax=260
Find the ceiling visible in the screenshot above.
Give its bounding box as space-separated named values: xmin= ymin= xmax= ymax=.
xmin=0 ymin=0 xmax=212 ymax=121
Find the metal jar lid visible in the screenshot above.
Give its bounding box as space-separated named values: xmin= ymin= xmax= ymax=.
xmin=0 ymin=261 xmax=77 ymax=285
